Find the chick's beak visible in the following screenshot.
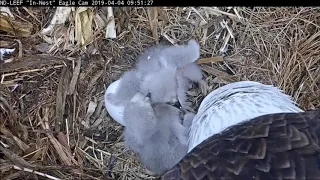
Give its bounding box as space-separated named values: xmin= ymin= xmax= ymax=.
xmin=145 ymin=92 xmax=151 ymax=100
xmin=173 ymin=101 xmax=182 ymax=109
xmin=144 ymin=92 xmax=152 ymax=105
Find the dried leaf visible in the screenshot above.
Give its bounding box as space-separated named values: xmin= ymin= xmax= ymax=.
xmin=0 ymin=95 xmax=16 ymax=124
xmin=41 ymin=7 xmax=71 ymax=34
xmin=87 ymin=70 xmax=103 ymax=90
xmin=212 ymin=76 xmax=230 ymax=84
xmin=0 ymin=14 xmax=33 ymax=37
xmin=0 ymin=144 xmax=35 ymax=168
xmin=0 ymin=123 xmax=30 ymax=152
xmin=55 ymin=66 xmax=71 ymax=131
xmin=0 ymin=7 xmax=14 ymax=17
xmin=91 ymin=109 xmax=106 ymax=128
xmin=56 ymin=132 xmax=71 ymax=152
xmin=13 ymin=136 xmax=30 ymax=152
xmin=202 ymin=65 xmax=237 ymax=83
xmin=19 ymin=123 xmax=28 ymax=141
xmin=0 ymin=40 xmax=14 ymax=48
xmin=0 ymin=55 xmax=66 ymax=73
xmin=85 ymin=101 xmax=97 ymax=124
xmin=92 ymin=100 xmax=104 ymax=119
xmin=46 ymin=131 xmax=79 ymax=167
xmin=68 ymin=57 xmax=82 ymax=95
xmin=75 ymin=7 xmax=94 ymax=46
xmin=35 ymin=43 xmax=53 ymax=53
xmin=29 ymin=148 xmax=43 ymax=161
xmin=147 ymin=7 xmax=159 ymax=42
xmin=196 ymin=56 xmax=224 ymax=64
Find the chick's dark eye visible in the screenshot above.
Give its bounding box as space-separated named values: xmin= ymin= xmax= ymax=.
xmin=146 ymin=92 xmax=151 ymax=98
xmin=168 ymin=101 xmax=182 ymax=109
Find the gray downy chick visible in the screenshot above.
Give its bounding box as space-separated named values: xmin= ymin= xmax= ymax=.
xmin=137 ymin=39 xmax=205 ymax=109
xmin=139 ymin=67 xmax=178 ymax=104
xmin=106 ymin=69 xmax=142 ymax=106
xmin=139 ymin=64 xmax=205 ymax=111
xmin=106 ymin=39 xmax=205 ymax=110
xmin=176 ymin=62 xmax=207 ymax=110
xmin=135 ymin=39 xmax=200 ymax=74
xmin=123 ymin=92 xmax=191 ymax=175
xmin=159 ymin=39 xmax=201 ymax=68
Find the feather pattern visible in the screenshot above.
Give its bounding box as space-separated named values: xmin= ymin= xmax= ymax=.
xmin=162 ymin=109 xmax=320 ymax=180
xmin=188 ymin=81 xmax=303 ymax=152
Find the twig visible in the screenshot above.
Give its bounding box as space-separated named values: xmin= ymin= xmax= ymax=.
xmin=13 ymin=165 xmax=62 ymax=180
xmin=105 ymin=154 xmax=117 ymax=177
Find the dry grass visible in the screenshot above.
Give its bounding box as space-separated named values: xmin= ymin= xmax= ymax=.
xmin=0 ymin=7 xmax=319 ymax=180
